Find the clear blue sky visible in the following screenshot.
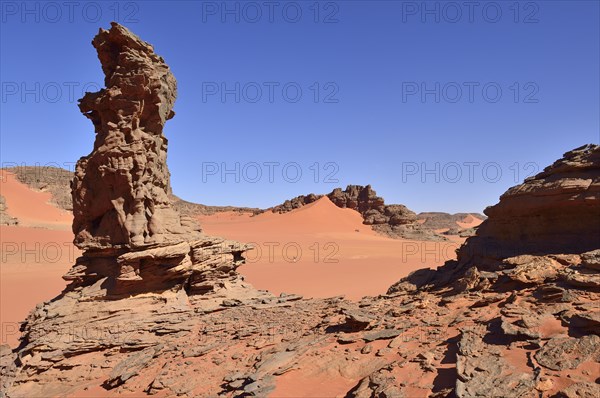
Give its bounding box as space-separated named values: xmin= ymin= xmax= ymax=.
xmin=1 ymin=1 xmax=599 ymax=213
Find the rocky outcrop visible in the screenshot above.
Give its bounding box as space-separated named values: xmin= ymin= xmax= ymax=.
xmin=0 ymin=195 xmax=18 ymax=226
xmin=328 ymin=185 xmax=415 ymax=226
xmin=271 ymin=193 xmax=321 ymax=213
xmin=72 ymin=23 xmax=200 ymax=251
xmin=61 ymin=23 xmax=235 ymax=296
xmin=4 ymin=229 xmax=600 ymax=396
xmin=272 ymin=185 xmax=446 ymax=241
xmin=458 ymin=144 xmax=600 ymax=267
xmin=384 ymin=144 xmax=600 ymax=397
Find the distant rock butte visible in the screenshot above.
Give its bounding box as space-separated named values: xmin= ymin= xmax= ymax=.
xmin=1 ymin=23 xmax=598 ymax=398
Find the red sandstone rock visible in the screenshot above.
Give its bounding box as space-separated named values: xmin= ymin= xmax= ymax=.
xmin=72 ymin=22 xmax=199 ymax=251
xmin=458 ymin=144 xmax=600 ymax=267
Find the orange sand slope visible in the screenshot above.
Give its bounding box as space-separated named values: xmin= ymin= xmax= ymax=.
xmin=0 ymin=172 xmax=77 ymax=347
xmin=0 ymin=174 xmax=466 ymax=347
xmin=0 ymin=171 xmax=72 ymax=229
xmin=457 ymin=214 xmax=484 ymax=229
xmin=198 ymin=197 xmax=465 ymax=301
xmin=0 ymin=226 xmax=78 ymax=347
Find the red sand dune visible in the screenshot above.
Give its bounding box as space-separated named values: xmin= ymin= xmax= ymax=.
xmin=0 ymin=173 xmax=78 ymax=347
xmin=1 ymin=175 xmax=466 ymax=348
xmin=457 ymin=214 xmax=484 ymax=229
xmin=0 ymin=226 xmax=78 ymax=347
xmin=198 ymin=197 xmax=465 ymax=300
xmin=0 ymin=171 xmax=72 ymax=229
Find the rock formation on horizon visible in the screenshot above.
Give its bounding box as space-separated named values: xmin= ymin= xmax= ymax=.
xmin=385 ymin=144 xmax=600 ymax=396
xmin=272 ymin=184 xmax=447 ymax=241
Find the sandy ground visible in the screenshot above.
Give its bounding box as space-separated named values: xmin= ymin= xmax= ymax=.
xmin=456 ymin=214 xmax=483 ymax=229
xmin=0 ymin=172 xmax=77 ymax=347
xmin=0 ymin=171 xmax=72 ymax=229
xmin=198 ymin=197 xmax=466 ymax=301
xmin=0 ymin=173 xmax=470 ymax=348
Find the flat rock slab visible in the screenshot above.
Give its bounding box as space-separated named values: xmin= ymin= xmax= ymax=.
xmin=363 ymin=329 xmax=402 ymax=342
xmin=535 ymin=335 xmax=600 ymax=371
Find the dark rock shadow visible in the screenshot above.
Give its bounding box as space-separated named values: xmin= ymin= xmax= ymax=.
xmin=432 ymin=335 xmax=459 ymax=397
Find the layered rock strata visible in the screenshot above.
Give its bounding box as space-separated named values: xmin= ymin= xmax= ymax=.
xmin=458 ymin=144 xmax=600 ymax=267
xmin=72 ymin=22 xmax=200 ymax=251
xmin=63 ymin=23 xmax=235 ymax=296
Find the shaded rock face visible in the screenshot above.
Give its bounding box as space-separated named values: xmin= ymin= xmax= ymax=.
xmin=72 ymin=22 xmax=198 ymax=251
xmin=458 ymin=144 xmax=600 ymax=267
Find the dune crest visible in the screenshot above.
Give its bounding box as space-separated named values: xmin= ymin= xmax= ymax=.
xmin=199 ymin=196 xmax=459 ymax=299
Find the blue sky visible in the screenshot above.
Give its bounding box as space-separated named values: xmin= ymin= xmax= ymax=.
xmin=1 ymin=1 xmax=599 ymax=213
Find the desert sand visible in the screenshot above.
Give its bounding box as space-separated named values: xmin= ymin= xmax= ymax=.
xmin=198 ymin=197 xmax=465 ymax=300
xmin=0 ymin=171 xmax=71 ymax=229
xmin=0 ymin=171 xmax=465 ymax=347
xmin=1 ymin=171 xmax=465 ymax=347
xmin=456 ymin=214 xmax=483 ymax=229
xmin=0 ymin=172 xmax=78 ymax=347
